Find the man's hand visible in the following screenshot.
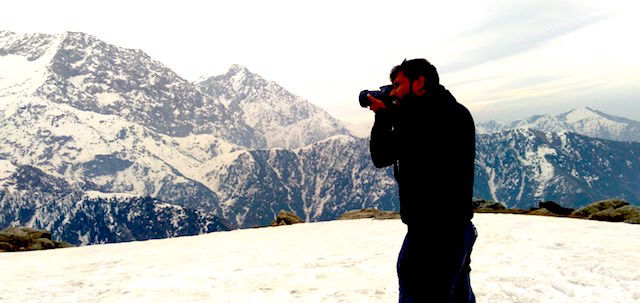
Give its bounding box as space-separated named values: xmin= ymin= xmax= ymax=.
xmin=368 ymin=94 xmax=387 ymax=112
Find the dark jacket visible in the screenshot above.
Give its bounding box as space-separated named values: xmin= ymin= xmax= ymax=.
xmin=370 ymin=85 xmax=475 ymax=233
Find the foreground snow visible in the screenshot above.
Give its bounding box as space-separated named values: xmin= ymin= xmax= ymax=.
xmin=1 ymin=214 xmax=639 ymax=302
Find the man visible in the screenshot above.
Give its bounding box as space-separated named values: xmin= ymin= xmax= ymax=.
xmin=368 ymin=59 xmax=477 ymax=302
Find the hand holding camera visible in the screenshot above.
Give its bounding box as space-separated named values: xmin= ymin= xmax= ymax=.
xmin=359 ymin=85 xmax=397 ymax=113
xmin=367 ymin=95 xmax=386 ymax=112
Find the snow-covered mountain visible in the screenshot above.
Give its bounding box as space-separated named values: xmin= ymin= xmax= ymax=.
xmin=0 ymin=95 xmax=397 ymax=230
xmin=195 ymin=65 xmax=352 ymax=149
xmin=475 ymin=128 xmax=640 ymax=208
xmin=0 ymin=96 xmax=235 ymax=212
xmin=477 ymin=107 xmax=640 ymax=142
xmin=0 ymin=30 xmax=262 ymax=147
xmin=1 ymin=30 xmax=388 ymax=232
xmin=0 ymin=164 xmax=230 ymax=246
xmin=196 ymin=135 xmax=398 ymax=227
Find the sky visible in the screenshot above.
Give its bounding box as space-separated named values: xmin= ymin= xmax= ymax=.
xmin=2 ymin=0 xmax=639 ymax=125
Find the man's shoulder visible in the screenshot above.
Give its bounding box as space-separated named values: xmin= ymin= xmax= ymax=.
xmin=439 ymin=87 xmax=474 ymax=122
xmin=453 ymin=100 xmax=473 ymax=121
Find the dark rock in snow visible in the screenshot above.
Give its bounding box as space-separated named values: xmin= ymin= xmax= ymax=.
xmin=538 ymin=201 xmax=574 ymax=216
xmin=270 ymin=210 xmax=304 ymax=226
xmin=338 ymin=209 xmax=400 ymax=220
xmin=0 ymin=226 xmax=73 ymax=252
xmin=588 ymin=208 xmax=627 ymax=222
xmin=472 ymin=199 xmax=506 ymax=211
xmin=571 ymin=199 xmax=629 ymax=218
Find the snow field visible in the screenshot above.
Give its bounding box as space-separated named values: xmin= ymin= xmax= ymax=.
xmin=1 ymin=213 xmax=639 ymax=302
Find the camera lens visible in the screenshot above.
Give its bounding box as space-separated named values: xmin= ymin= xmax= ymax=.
xmin=359 ymin=90 xmax=372 ymax=108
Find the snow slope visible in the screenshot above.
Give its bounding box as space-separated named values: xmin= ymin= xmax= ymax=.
xmin=1 ymin=214 xmax=638 ymax=302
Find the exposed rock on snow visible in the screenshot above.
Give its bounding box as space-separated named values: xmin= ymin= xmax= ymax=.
xmin=0 ymin=226 xmax=72 ymax=252
xmin=570 ymin=199 xmax=640 ymax=224
xmin=472 ymin=199 xmax=507 ymax=212
xmin=571 ymin=199 xmax=628 ymax=217
xmin=270 ymin=210 xmax=304 ymax=226
xmin=338 ymin=208 xmax=400 ymax=220
xmin=536 ymin=201 xmax=575 ymax=216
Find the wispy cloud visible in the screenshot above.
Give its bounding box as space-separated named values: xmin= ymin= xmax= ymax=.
xmin=438 ymin=1 xmax=611 ymax=73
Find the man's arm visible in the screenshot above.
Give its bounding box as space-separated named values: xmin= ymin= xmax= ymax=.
xmin=369 ymin=96 xmax=398 ymax=168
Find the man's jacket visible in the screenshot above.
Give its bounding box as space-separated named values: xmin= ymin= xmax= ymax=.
xmin=370 ymin=85 xmax=475 ymax=233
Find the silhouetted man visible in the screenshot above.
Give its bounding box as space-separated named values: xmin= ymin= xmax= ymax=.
xmin=369 ymin=59 xmax=477 ymax=302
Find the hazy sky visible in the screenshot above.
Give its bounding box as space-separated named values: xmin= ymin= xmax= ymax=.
xmin=2 ymin=0 xmax=639 ymax=125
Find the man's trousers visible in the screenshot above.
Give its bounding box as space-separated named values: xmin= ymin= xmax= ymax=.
xmin=397 ymin=222 xmax=477 ymax=302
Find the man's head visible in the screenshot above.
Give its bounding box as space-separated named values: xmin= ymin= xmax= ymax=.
xmin=389 ymin=58 xmax=439 ymax=101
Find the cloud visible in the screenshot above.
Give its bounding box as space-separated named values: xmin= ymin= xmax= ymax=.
xmin=437 ymin=1 xmax=611 ymax=73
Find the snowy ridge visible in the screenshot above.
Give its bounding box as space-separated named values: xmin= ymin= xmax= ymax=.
xmin=84 ymin=191 xmax=139 ymax=200
xmin=1 ymin=31 xmax=261 ymax=147
xmin=196 ymin=65 xmax=353 ymax=149
xmin=0 ymin=32 xmax=64 ymax=96
xmin=477 ymin=107 xmax=640 ymax=142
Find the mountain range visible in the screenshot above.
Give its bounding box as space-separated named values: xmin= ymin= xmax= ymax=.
xmin=1 ymin=30 xmax=638 ymax=245
xmin=475 ymin=128 xmax=640 ymax=209
xmin=477 ymin=107 xmax=640 ymax=142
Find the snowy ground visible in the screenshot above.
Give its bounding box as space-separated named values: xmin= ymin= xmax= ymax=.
xmin=1 ymin=214 xmax=639 ymax=303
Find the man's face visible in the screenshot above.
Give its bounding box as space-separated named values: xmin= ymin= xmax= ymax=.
xmin=390 ymin=71 xmax=410 ymax=101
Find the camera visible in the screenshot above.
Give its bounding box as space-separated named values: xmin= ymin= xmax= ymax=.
xmin=359 ymin=85 xmax=395 ymax=108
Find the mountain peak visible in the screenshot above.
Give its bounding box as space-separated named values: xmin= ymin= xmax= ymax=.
xmin=562 ymin=106 xmax=604 ymax=123
xmin=224 ymin=64 xmax=258 ymax=92
xmin=194 ymin=64 xmax=253 ymax=86
xmin=228 ymin=64 xmax=250 ymax=74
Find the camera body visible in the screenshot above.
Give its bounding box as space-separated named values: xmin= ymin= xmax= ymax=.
xmin=359 ymin=85 xmax=395 ymax=108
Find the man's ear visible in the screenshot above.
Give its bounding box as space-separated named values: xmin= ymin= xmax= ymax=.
xmin=412 ymin=76 xmax=426 ymax=95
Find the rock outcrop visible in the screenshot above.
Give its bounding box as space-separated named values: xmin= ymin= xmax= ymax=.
xmin=528 ymin=201 xmax=574 ymax=216
xmin=0 ymin=227 xmax=74 ymax=252
xmin=571 ymin=199 xmax=628 ymax=218
xmin=537 ymin=201 xmax=575 ymax=216
xmin=472 ymin=198 xmax=639 ymax=224
xmin=338 ymin=209 xmax=401 ymax=220
xmin=472 ymin=199 xmax=506 ymax=212
xmin=529 ymin=208 xmax=559 ymax=217
xmin=270 ymin=210 xmax=305 ymax=226
xmin=571 ymin=200 xmax=640 ymax=224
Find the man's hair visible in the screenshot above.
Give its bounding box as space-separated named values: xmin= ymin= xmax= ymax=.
xmin=390 ymin=58 xmax=439 ymax=88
